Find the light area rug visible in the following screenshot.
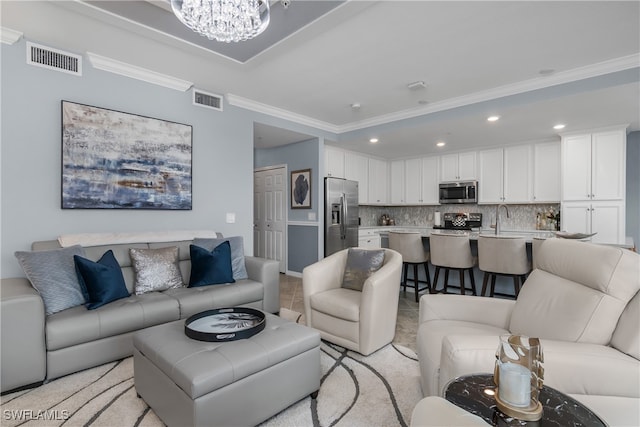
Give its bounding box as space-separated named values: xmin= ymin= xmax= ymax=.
xmin=1 ymin=311 xmax=422 ymax=427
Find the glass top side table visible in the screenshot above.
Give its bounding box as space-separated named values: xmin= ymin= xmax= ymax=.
xmin=444 ymin=374 xmax=607 ymax=426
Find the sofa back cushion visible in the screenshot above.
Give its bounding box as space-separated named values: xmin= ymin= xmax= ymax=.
xmin=509 ymin=239 xmax=640 ymax=345
xmin=32 ymin=239 xmax=194 ymax=294
xmin=611 ymin=290 xmax=640 ymax=360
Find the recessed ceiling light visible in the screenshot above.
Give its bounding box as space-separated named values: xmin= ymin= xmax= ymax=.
xmin=487 ymin=116 xmax=500 ymax=122
xmin=553 ymin=124 xmax=566 ymax=130
xmin=351 ymin=103 xmax=361 ymax=110
xmin=436 ymin=141 xmax=446 ymax=147
xmin=369 ymin=138 xmax=379 ymax=144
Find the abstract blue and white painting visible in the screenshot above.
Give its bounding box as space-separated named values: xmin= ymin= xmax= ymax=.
xmin=62 ymin=101 xmax=192 ymax=209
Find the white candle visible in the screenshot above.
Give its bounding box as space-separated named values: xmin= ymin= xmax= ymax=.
xmin=499 ymin=363 xmax=531 ymax=407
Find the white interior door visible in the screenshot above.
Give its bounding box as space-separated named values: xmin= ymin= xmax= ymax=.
xmin=254 ymin=166 xmax=286 ymax=273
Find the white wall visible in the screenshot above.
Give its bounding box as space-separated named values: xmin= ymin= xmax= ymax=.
xmin=0 ymin=39 xmax=256 ymax=278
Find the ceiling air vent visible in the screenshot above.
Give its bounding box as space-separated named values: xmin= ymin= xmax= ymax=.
xmin=193 ymin=89 xmax=223 ymax=111
xmin=26 ymin=42 xmax=82 ymax=76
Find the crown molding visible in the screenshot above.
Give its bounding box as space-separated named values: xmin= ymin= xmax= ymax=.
xmin=86 ymin=52 xmax=193 ymax=91
xmin=226 ymin=94 xmax=340 ymax=133
xmin=229 ymin=54 xmax=639 ymax=135
xmin=336 ymin=53 xmax=640 ymax=133
xmin=1 ymin=27 xmax=23 ymax=45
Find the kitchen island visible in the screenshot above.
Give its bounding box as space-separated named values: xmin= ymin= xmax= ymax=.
xmin=360 ymin=226 xmax=635 ymax=297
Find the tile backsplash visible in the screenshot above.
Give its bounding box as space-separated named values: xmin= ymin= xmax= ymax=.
xmin=360 ymin=203 xmax=560 ymax=231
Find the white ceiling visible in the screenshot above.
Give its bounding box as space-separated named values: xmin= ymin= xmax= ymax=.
xmin=3 ymin=1 xmax=639 ymax=159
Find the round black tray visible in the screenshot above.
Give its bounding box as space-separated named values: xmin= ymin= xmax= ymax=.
xmin=184 ymin=307 xmax=266 ymax=342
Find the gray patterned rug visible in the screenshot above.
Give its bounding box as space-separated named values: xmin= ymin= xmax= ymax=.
xmin=1 ymin=316 xmax=421 ymax=427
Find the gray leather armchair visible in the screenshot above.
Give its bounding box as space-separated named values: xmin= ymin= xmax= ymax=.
xmin=302 ymin=248 xmax=403 ymax=356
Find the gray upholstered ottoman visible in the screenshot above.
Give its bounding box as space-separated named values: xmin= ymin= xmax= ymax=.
xmin=133 ymin=312 xmax=321 ymax=427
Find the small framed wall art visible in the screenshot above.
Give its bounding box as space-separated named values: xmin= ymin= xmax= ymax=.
xmin=61 ymin=101 xmax=192 ymax=210
xmin=291 ymin=168 xmax=311 ymax=209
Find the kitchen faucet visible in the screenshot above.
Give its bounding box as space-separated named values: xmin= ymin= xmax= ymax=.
xmin=495 ymin=204 xmax=510 ymax=235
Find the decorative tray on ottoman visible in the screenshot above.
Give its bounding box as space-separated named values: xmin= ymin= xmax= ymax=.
xmin=184 ymin=307 xmax=266 ymax=342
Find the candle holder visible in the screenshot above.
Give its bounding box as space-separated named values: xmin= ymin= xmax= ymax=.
xmin=494 ymin=335 xmax=544 ymax=421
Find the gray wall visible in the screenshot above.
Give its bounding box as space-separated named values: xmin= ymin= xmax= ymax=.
xmin=0 ymin=38 xmax=252 ymax=278
xmin=254 ymin=139 xmax=321 ymax=272
xmin=627 ymin=131 xmax=640 ymax=249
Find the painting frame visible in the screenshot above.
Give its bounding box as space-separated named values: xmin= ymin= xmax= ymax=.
xmin=61 ymin=100 xmax=193 ymax=210
xmin=291 ymin=168 xmax=312 ymax=209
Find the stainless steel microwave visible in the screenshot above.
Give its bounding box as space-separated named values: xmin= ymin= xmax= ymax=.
xmin=439 ymin=181 xmax=478 ymax=204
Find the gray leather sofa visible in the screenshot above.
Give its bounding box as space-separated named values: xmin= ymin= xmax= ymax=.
xmin=1 ymin=237 xmax=280 ymax=393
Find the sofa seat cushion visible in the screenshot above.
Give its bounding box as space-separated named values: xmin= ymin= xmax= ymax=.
xmin=164 ymin=279 xmax=263 ymax=319
xmin=417 ymin=320 xmax=508 ymax=396
xmin=540 ymin=339 xmax=640 ymax=398
xmin=46 ymin=292 xmax=180 ymax=351
xmin=310 ymin=288 xmax=361 ymax=322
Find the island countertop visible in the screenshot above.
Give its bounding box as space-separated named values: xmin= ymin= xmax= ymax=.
xmin=362 ymin=226 xmax=634 ymax=249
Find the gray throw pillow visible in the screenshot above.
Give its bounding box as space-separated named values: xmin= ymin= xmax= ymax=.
xmin=15 ymin=245 xmax=87 ymax=315
xmin=129 ymin=246 xmax=183 ymax=295
xmin=193 ymin=236 xmax=248 ymax=280
xmin=342 ymin=248 xmax=385 ymax=292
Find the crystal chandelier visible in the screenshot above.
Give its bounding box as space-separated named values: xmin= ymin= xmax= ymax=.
xmin=171 ymin=0 xmax=270 ymax=43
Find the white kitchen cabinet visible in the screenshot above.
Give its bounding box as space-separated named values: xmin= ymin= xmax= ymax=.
xmin=440 ymin=151 xmax=476 ymax=181
xmin=325 ymin=146 xmax=345 ymax=178
xmin=503 ymin=145 xmax=532 ymax=203
xmin=358 ymin=229 xmax=382 ymax=248
xmin=368 ymin=158 xmax=388 ymax=204
xmin=390 ymin=160 xmax=405 ymax=204
xmin=389 ymin=156 xmax=439 ymax=205
xmin=532 ymin=141 xmax=561 ymax=202
xmin=478 ymin=148 xmax=503 ymax=203
xmin=420 ymin=156 xmax=440 ymax=204
xmin=562 ymin=129 xmax=626 ymax=201
xmin=478 ymin=145 xmax=531 ymax=203
xmin=405 ymin=158 xmax=422 ymax=204
xmin=344 ymin=151 xmax=369 ymax=203
xmin=561 ymin=201 xmax=625 ymax=245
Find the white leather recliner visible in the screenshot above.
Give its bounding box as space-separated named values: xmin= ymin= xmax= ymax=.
xmin=302 ymin=248 xmax=402 ymax=355
xmin=415 ymin=238 xmax=640 ymax=426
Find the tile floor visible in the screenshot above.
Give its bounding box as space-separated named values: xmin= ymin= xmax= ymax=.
xmin=279 ymin=274 xmax=420 ymax=353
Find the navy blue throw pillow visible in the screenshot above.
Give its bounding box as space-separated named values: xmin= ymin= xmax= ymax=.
xmin=189 ymin=241 xmax=235 ymax=287
xmin=74 ymin=250 xmax=129 ymax=310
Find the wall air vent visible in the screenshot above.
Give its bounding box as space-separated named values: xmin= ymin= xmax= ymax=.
xmin=193 ymin=89 xmax=223 ymax=111
xmin=26 ymin=42 xmax=82 ymax=76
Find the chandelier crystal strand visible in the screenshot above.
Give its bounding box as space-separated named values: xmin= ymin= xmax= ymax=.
xmin=171 ymin=0 xmax=270 ymax=43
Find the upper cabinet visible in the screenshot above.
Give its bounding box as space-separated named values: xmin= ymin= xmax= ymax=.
xmin=532 ymin=141 xmax=561 ymax=202
xmin=388 ymin=156 xmax=439 ymax=205
xmin=478 ymin=145 xmax=531 ymax=204
xmin=440 ymin=151 xmax=476 ymax=181
xmin=390 ymin=160 xmax=405 ymax=204
xmin=344 ymin=151 xmax=369 ymax=203
xmin=368 ymin=158 xmax=388 ymax=204
xmin=325 ymin=146 xmax=345 ymax=178
xmin=562 ymin=129 xmax=626 ymax=201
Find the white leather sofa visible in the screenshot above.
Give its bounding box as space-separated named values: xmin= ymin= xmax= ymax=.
xmin=415 ymin=238 xmax=640 ymax=426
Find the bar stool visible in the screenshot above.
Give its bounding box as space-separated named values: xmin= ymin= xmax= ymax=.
xmin=478 ymin=235 xmax=531 ymax=298
xmin=388 ymin=231 xmax=431 ymax=302
xmin=429 ymin=233 xmax=477 ymax=295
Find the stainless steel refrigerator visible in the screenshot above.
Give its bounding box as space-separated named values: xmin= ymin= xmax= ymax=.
xmin=325 ymin=177 xmax=359 ymax=256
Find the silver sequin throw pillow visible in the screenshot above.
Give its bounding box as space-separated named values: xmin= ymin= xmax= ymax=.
xmin=130 ymin=246 xmax=183 ymax=295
